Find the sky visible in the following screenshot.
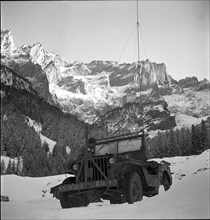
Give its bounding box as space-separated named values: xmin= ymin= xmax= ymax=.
xmin=1 ymin=0 xmax=209 ymax=81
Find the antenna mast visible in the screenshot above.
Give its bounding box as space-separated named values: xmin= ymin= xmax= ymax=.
xmin=136 ymin=0 xmax=140 ymax=65
xmin=136 ymin=0 xmax=142 ymax=99
xmin=136 ymin=0 xmax=143 ymax=127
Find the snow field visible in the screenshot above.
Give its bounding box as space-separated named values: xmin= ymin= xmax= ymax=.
xmin=1 ymin=150 xmax=209 ymax=219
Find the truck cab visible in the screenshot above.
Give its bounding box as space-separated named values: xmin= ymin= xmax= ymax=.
xmin=50 ymin=130 xmax=172 ymax=208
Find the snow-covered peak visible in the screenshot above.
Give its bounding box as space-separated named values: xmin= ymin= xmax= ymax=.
xmin=27 ymin=43 xmax=65 ymax=70
xmin=13 ymin=44 xmax=31 ymax=55
xmin=21 ymin=44 xmax=27 ymax=48
xmin=0 ymin=30 xmax=66 ymax=70
xmin=73 ymin=61 xmax=83 ymax=66
xmin=1 ymin=29 xmax=16 ymax=55
xmin=29 ymin=42 xmax=45 ymax=66
xmin=72 ymin=62 xmax=91 ymax=75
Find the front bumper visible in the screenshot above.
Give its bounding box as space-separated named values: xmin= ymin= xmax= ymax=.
xmin=51 ymin=179 xmax=117 ymax=194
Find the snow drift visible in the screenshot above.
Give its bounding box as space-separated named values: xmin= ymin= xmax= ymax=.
xmin=1 ymin=149 xmax=209 ymax=219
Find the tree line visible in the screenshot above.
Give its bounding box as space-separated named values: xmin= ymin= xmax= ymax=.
xmin=146 ymin=118 xmax=210 ymax=159
xmin=1 ymin=141 xmax=68 ymax=177
xmin=1 ymin=118 xmax=209 ymax=176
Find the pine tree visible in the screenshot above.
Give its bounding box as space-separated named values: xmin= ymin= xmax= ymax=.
xmin=164 ymin=130 xmax=170 ymax=157
xmin=181 ymin=127 xmax=191 ymax=156
xmin=191 ymin=124 xmax=202 ymax=155
xmin=148 ymin=135 xmax=158 ymax=158
xmin=206 ymin=118 xmax=210 ymax=150
xmin=48 ymin=152 xmax=55 ymax=175
xmin=156 ymin=131 xmax=168 ymax=158
xmin=200 ymin=120 xmax=208 ymax=151
xmin=38 ymin=146 xmax=50 ymax=176
xmin=6 ymin=159 xmax=12 ymax=174
xmin=42 ymin=141 xmax=50 ymax=153
xmin=49 ymin=144 xmax=66 ymax=175
xmin=16 ymin=156 xmax=22 ymax=176
xmin=186 ymin=127 xmax=192 ymax=155
xmin=145 ymin=137 xmax=154 ymax=159
xmin=1 ymin=159 xmax=6 ymax=175
xmin=22 ymin=149 xmax=32 ymax=176
xmin=11 ymin=160 xmax=16 ymax=174
xmin=173 ymin=129 xmax=181 ymax=156
xmin=191 ymin=125 xmax=197 ymax=154
xmin=156 ymin=131 xmax=162 ymax=158
xmin=168 ymin=129 xmax=179 ymax=157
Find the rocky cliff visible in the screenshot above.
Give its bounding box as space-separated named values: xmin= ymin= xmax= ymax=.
xmin=1 ymin=29 xmax=210 ymax=133
xmin=1 ymin=30 xmax=174 ymax=123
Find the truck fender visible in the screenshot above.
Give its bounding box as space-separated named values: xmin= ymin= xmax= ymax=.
xmin=161 ymin=171 xmax=172 ymax=190
xmin=50 ymin=176 xmax=76 ymax=199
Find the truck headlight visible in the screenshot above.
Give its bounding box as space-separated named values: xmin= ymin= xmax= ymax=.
xmin=108 ymin=157 xmax=116 ymax=164
xmin=72 ymin=163 xmax=78 ymax=171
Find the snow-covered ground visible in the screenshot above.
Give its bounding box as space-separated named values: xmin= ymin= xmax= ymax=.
xmin=1 ymin=150 xmax=210 ymax=219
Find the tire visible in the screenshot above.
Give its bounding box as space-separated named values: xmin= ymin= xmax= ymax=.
xmin=59 ymin=193 xmax=73 ymax=209
xmin=162 ymin=173 xmax=170 ymax=191
xmin=123 ymin=172 xmax=143 ymax=204
xmin=110 ymin=198 xmax=123 ymax=204
xmin=59 ymin=193 xmax=89 ymax=209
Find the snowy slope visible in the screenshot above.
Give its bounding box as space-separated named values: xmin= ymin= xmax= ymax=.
xmin=1 ymin=150 xmax=209 ymax=219
xmin=174 ymin=114 xmax=209 ymax=129
xmin=0 ymin=156 xmax=20 ymax=170
xmin=26 ymin=116 xmax=56 ymax=153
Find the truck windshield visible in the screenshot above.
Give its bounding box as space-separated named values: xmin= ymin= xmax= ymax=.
xmin=94 ymin=137 xmax=142 ymax=156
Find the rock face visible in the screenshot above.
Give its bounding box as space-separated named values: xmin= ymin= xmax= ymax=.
xmin=1 ymin=65 xmax=37 ymax=96
xmin=1 ymin=29 xmax=210 ymax=132
xmin=1 ymin=30 xmax=173 ymax=122
xmin=136 ymin=60 xmax=170 ymax=89
xmin=94 ymin=98 xmax=176 ymax=134
xmin=178 ymin=77 xmax=199 ymax=88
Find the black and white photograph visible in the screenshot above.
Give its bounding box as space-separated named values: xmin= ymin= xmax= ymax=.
xmin=1 ymin=0 xmax=210 ymax=219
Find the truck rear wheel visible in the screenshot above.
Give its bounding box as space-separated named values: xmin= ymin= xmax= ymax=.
xmin=162 ymin=173 xmax=170 ymax=191
xmin=123 ymin=172 xmax=143 ymax=204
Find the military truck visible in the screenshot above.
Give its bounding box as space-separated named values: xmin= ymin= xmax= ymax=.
xmin=50 ymin=128 xmax=172 ymax=208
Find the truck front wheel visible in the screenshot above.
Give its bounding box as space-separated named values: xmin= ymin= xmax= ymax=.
xmin=110 ymin=198 xmax=123 ymax=204
xmin=59 ymin=193 xmax=89 ymax=209
xmin=60 ymin=192 xmax=72 ymax=208
xmin=123 ymin=172 xmax=143 ymax=204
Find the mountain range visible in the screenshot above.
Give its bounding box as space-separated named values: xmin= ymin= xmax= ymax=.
xmin=1 ymin=29 xmax=210 ymax=135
